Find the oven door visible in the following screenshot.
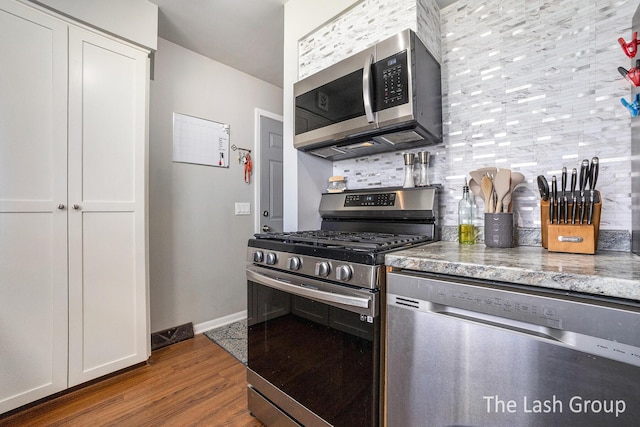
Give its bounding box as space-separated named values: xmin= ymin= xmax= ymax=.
xmin=246 ymin=265 xmax=380 ymax=427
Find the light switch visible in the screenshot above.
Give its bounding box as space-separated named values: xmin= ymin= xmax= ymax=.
xmin=235 ymin=202 xmax=251 ymax=215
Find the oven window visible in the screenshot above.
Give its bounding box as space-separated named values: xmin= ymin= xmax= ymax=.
xmin=248 ymin=281 xmax=379 ymax=427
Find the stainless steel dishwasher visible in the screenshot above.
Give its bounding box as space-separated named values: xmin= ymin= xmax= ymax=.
xmin=386 ymin=270 xmax=640 ymax=427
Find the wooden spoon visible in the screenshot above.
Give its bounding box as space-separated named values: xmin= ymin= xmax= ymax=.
xmin=481 ymin=175 xmax=494 ymax=213
xmin=494 ymin=168 xmax=511 ymax=213
xmin=503 ymin=171 xmax=525 ymax=212
xmin=469 ymin=178 xmax=482 ymax=198
xmin=469 ymin=170 xmax=485 ymax=189
xmin=476 ymin=166 xmax=497 ymax=177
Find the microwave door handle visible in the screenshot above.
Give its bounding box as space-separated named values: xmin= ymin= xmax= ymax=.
xmin=363 ymin=54 xmax=375 ymax=123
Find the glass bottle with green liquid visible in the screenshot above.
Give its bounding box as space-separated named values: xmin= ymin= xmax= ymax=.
xmin=458 ymin=178 xmax=476 ymax=244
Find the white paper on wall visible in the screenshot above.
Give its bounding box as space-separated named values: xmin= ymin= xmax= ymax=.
xmin=172 ymin=112 xmax=229 ymax=168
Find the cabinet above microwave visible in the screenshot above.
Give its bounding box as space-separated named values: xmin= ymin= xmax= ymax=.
xmin=294 ymin=29 xmax=442 ymax=161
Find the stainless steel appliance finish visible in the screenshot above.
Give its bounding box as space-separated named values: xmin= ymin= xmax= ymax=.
xmin=387 ymin=270 xmax=640 ymax=426
xmin=294 ymin=29 xmax=442 ymax=160
xmin=247 ymin=186 xmax=439 ymax=427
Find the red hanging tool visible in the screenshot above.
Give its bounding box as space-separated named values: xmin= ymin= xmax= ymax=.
xmin=244 ymin=153 xmax=252 ymax=184
xmin=618 ymin=60 xmax=640 ymax=86
xmin=619 ymin=32 xmax=639 ymax=58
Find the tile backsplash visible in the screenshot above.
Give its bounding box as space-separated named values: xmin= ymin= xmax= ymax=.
xmin=299 ymin=0 xmax=639 ymax=239
xmin=299 ymin=0 xmax=441 ymax=79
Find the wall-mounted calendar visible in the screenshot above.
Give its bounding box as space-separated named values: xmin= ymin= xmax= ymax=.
xmin=172 ymin=112 xmax=229 ymax=168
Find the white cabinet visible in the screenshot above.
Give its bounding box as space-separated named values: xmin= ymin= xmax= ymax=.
xmin=66 ymin=25 xmax=149 ymax=388
xmin=0 ymin=0 xmax=69 ymax=412
xmin=0 ymin=0 xmax=149 ymax=413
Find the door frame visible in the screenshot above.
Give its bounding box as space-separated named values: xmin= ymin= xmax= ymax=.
xmin=253 ymin=108 xmax=284 ymax=234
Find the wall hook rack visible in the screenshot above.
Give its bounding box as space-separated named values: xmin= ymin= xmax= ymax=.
xmin=231 ymin=144 xmax=251 ymax=153
xmin=619 ymin=32 xmax=639 ymax=58
xmin=621 ymin=93 xmax=640 ymax=117
xmin=618 ymin=60 xmax=640 ymax=86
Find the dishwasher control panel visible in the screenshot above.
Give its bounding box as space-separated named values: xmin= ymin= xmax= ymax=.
xmin=388 ymin=271 xmax=640 ymax=367
xmin=389 ymin=272 xmax=562 ymax=328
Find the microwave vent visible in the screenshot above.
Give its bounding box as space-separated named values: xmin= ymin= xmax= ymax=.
xmin=375 ymin=131 xmax=424 ymax=145
xmin=309 ymin=146 xmax=347 ymax=158
xmin=343 ymin=140 xmax=380 ymax=150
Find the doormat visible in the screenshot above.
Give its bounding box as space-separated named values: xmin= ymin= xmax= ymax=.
xmin=203 ymin=320 xmax=247 ymax=365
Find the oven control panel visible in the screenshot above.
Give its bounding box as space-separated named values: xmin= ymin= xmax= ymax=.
xmin=344 ymin=193 xmax=396 ymax=207
xmin=247 ymin=248 xmax=381 ymax=290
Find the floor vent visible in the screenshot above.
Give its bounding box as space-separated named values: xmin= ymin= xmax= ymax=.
xmin=151 ymin=322 xmax=194 ymax=351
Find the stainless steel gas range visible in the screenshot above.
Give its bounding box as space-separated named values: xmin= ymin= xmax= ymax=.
xmin=245 ymin=186 xmax=439 ymax=427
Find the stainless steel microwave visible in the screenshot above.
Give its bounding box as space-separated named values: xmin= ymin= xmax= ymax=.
xmin=294 ymin=29 xmax=442 ymax=160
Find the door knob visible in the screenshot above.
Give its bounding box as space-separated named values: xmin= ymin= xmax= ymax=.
xmin=58 ymin=204 xmax=65 ymax=210
xmin=73 ymin=204 xmax=80 ymax=210
xmin=263 ymin=210 xmax=269 ymax=217
xmin=262 ymin=225 xmax=271 ymax=232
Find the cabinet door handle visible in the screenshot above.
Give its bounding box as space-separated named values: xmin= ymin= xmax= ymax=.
xmin=58 ymin=204 xmax=65 ymax=210
xmin=73 ymin=204 xmax=80 ymax=210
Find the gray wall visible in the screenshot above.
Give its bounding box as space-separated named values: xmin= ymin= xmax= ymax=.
xmin=149 ymin=38 xmax=283 ymax=333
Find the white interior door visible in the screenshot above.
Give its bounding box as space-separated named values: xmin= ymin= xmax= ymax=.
xmin=0 ymin=0 xmax=68 ymax=413
xmin=258 ymin=114 xmax=284 ymax=233
xmin=67 ymin=26 xmax=148 ymax=386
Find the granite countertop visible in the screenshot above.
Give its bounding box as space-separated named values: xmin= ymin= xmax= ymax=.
xmin=385 ymin=242 xmax=640 ymax=302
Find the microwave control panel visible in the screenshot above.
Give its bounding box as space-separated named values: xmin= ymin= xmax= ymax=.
xmin=374 ymin=50 xmax=409 ymax=112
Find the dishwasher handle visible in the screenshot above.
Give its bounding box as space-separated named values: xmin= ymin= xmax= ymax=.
xmin=435 ymin=304 xmax=568 ymax=343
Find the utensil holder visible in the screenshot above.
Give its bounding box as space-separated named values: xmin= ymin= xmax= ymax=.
xmin=484 ymin=213 xmax=514 ymax=248
xmin=540 ymin=191 xmax=601 ymax=254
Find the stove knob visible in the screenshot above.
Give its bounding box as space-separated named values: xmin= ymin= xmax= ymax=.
xmin=265 ymin=252 xmax=278 ymax=265
xmin=336 ymin=265 xmax=353 ymax=282
xmin=287 ymin=256 xmax=302 ymax=271
xmin=253 ymin=250 xmax=264 ymax=263
xmin=315 ymin=261 xmax=331 ymax=277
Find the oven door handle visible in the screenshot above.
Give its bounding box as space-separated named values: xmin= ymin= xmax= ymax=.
xmin=247 ymin=266 xmax=376 ymax=316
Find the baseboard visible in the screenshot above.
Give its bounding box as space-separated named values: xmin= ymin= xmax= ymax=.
xmin=193 ymin=310 xmax=247 ymax=335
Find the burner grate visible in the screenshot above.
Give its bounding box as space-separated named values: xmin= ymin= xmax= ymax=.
xmin=254 ymin=230 xmax=431 ymax=251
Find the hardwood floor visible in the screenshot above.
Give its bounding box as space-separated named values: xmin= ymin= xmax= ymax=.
xmin=0 ymin=334 xmax=264 ymax=427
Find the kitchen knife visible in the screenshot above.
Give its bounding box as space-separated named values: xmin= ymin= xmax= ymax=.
xmin=570 ymin=168 xmax=577 ymax=196
xmin=537 ymin=175 xmax=549 ymax=201
xmin=571 ymin=195 xmax=577 ymax=224
xmin=588 ymin=190 xmax=595 ymax=225
xmin=579 ymin=159 xmax=589 ymax=196
xmin=550 ymin=176 xmax=557 ymax=224
xmin=578 ymin=159 xmax=589 ymax=196
xmin=590 ymin=157 xmax=599 ymax=191
xmin=580 ymin=195 xmax=586 ymax=224
xmin=557 ymin=193 xmax=562 ymax=224
xmin=561 ymin=167 xmax=567 ymax=196
xmin=563 ymin=196 xmax=568 ymax=224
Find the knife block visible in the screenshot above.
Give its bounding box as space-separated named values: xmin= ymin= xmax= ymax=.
xmin=540 ymin=193 xmax=601 ymax=254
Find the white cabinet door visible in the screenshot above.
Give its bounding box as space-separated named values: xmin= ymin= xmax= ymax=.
xmin=0 ymin=0 xmax=68 ymax=413
xmin=67 ymin=27 xmax=148 ymax=386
